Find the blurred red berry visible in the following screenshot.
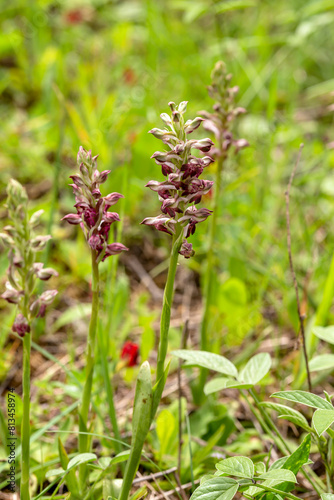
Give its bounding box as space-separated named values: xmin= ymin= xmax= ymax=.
xmin=121 ymin=341 xmax=139 ymax=367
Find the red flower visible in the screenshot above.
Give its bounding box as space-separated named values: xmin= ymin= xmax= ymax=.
xmin=121 ymin=341 xmax=139 ymax=367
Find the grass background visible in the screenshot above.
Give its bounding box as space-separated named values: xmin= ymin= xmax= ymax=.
xmin=1 ymin=0 xmax=334 ymax=495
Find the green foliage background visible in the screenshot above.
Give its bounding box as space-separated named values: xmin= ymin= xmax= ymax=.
xmin=1 ymin=0 xmax=334 ymax=385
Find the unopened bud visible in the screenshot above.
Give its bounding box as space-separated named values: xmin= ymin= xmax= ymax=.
xmin=30 ymin=235 xmax=52 ymax=251
xmin=29 ymin=210 xmax=44 ymax=227
xmin=0 ymin=233 xmax=14 ymax=248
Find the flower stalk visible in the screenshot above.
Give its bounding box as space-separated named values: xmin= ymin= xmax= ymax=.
xmin=119 ymin=101 xmax=214 ymax=499
xmin=0 ymin=179 xmax=58 ymax=500
xmin=197 ymin=62 xmax=248 ymax=398
xmin=62 ymin=147 xmax=128 ymax=489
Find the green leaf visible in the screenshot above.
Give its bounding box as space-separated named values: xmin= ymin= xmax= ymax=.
xmin=283 ymin=434 xmax=311 ymax=474
xmin=132 ymin=361 xmax=153 ymax=443
xmin=67 ymin=453 xmax=97 ymax=470
xmin=190 ymin=478 xmax=238 ymax=500
xmin=216 ymin=456 xmax=254 ymax=479
xmin=45 ymin=468 xmax=65 ymax=478
xmin=239 ymin=353 xmax=271 ymax=385
xmin=98 ymin=451 xmax=131 ymax=470
xmin=260 ymin=402 xmax=311 ymax=431
xmin=321 ymin=494 xmax=334 ymax=500
xmin=309 ymin=354 xmax=334 ymax=372
xmin=255 ymin=462 xmax=266 ymax=474
xmin=271 ymin=391 xmax=333 ymax=410
xmin=257 ymin=469 xmax=297 ymax=482
xmin=312 ymin=409 xmax=334 ymax=436
xmin=172 ymin=350 xmax=238 ymax=378
xmin=313 ymin=326 xmax=334 ymax=345
xmin=204 ymin=377 xmax=253 ymax=395
xmin=156 ymin=409 xmax=176 ymax=459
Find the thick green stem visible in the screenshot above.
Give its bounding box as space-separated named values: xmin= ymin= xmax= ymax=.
xmin=118 ymin=234 xmax=181 ymax=500
xmin=21 ymin=332 xmax=31 ymax=500
xmin=79 ymin=250 xmax=99 ymax=488
xmin=197 ymin=155 xmax=224 ymax=397
xmin=156 ymin=231 xmax=182 ymax=382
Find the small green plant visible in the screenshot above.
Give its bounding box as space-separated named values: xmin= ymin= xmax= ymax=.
xmin=173 ymin=348 xmax=334 ymax=498
xmin=0 ymin=180 xmax=58 ymax=500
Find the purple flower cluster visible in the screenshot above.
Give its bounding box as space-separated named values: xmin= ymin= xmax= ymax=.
xmin=200 ymin=61 xmax=249 ymax=156
xmin=141 ymin=101 xmax=214 ymax=258
xmin=0 ymin=180 xmax=58 ymax=336
xmin=62 ymin=147 xmax=128 ymax=262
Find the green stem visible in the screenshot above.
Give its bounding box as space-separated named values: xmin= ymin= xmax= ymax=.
xmin=242 ymin=481 xmax=301 ymax=500
xmin=98 ymin=325 xmax=123 ymax=458
xmin=20 ymin=332 xmax=31 ymax=500
xmin=118 ymin=232 xmax=182 ymax=500
xmin=79 ymin=249 xmax=100 ymax=488
xmin=197 ymin=155 xmax=224 ymax=398
xmin=156 ymin=231 xmax=182 ymax=382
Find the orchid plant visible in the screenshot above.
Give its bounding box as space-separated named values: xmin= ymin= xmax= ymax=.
xmin=196 ymin=62 xmax=249 ymax=399
xmin=62 ymin=147 xmax=128 ymax=491
xmin=119 ymin=101 xmax=214 ymax=500
xmin=0 ymin=180 xmax=58 ymax=500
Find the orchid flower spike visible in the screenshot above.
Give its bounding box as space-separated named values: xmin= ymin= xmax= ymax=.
xmin=62 ymin=146 xmax=128 ymax=262
xmin=141 ymin=101 xmax=214 ymax=257
xmin=0 ymin=179 xmax=58 ymax=334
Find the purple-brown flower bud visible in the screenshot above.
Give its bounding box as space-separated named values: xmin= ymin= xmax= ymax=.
xmin=179 ymin=241 xmax=194 ymax=259
xmin=104 ymin=192 xmax=124 ymax=206
xmin=102 ymin=243 xmax=129 ymax=261
xmin=61 ymin=213 xmax=82 ymax=224
xmin=39 ymin=289 xmax=58 ymax=305
xmin=30 ymin=235 xmax=52 ymax=251
xmin=1 ymin=283 xmax=23 ymax=304
xmin=33 ymin=263 xmax=59 ymax=281
xmin=12 ymin=314 xmax=30 ymax=337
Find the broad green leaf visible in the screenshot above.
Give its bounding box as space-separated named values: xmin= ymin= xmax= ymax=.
xmin=271 ymin=391 xmax=333 ymax=410
xmin=204 ymin=377 xmax=252 ymax=395
xmin=260 ymin=402 xmax=311 ymax=431
xmin=283 ymin=434 xmax=311 ymax=474
xmin=172 ymin=350 xmax=238 ymax=378
xmin=309 ymin=354 xmax=334 ymax=372
xmin=269 ymin=457 xmax=288 ymax=470
xmin=278 ymin=414 xmax=313 ymax=432
xmin=200 ymin=474 xmax=215 ymax=485
xmin=312 ymin=409 xmax=334 ymax=436
xmin=67 ymin=453 xmax=97 ymax=470
xmin=258 ymin=469 xmax=297 ymax=482
xmin=321 ymin=494 xmax=334 ymax=500
xmin=248 ymin=434 xmax=312 ymax=498
xmin=313 ymin=326 xmax=334 ymax=345
xmin=216 ymin=456 xmax=254 ymax=479
xmin=239 ymin=353 xmax=271 ymax=385
xmin=45 ymin=468 xmax=65 ymax=478
xmin=190 ymin=478 xmax=238 ymax=500
xmin=255 ymin=462 xmax=266 ymax=474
